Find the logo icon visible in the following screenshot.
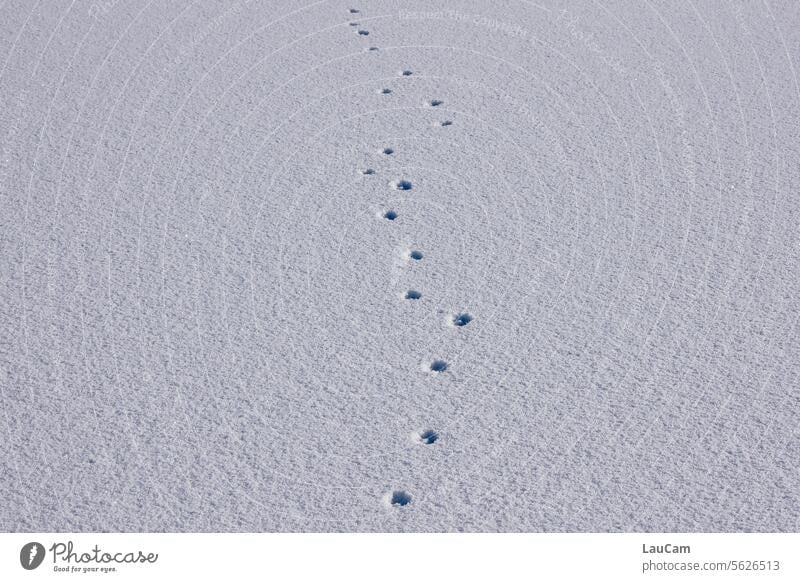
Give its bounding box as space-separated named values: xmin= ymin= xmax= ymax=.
xmin=20 ymin=542 xmax=46 ymax=570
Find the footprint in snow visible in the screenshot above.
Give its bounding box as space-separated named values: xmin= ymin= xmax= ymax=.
xmin=429 ymin=360 xmax=448 ymax=373
xmin=449 ymin=313 xmax=473 ymax=327
xmin=386 ymin=490 xmax=412 ymax=507
xmin=390 ymin=179 xmax=412 ymax=190
xmin=415 ymin=429 xmax=439 ymax=445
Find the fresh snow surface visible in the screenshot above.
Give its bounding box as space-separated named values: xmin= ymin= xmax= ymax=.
xmin=1 ymin=1 xmax=799 ymax=532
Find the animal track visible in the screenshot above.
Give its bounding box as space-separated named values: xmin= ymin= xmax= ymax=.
xmin=366 ymin=46 xmax=379 ymax=52
xmin=349 ymin=8 xmax=360 ymax=13
xmin=361 ymin=168 xmax=375 ymax=175
xmin=450 ymin=313 xmax=473 ymax=327
xmin=363 ymin=58 xmax=462 ymax=510
xmin=349 ymin=22 xmax=359 ymax=27
xmin=429 ymin=360 xmax=448 ymax=373
xmin=356 ymin=29 xmax=370 ymax=36
xmin=388 ymin=490 xmax=412 ymax=507
xmin=390 ymin=179 xmax=412 ymax=190
xmin=416 ymin=429 xmax=439 ymax=445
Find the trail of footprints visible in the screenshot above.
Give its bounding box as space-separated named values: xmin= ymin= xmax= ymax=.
xmin=347 ymin=8 xmax=466 ymax=511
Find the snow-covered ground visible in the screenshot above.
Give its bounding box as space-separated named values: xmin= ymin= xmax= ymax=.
xmin=1 ymin=1 xmax=799 ymax=532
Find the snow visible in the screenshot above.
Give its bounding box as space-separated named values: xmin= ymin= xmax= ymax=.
xmin=1 ymin=1 xmax=799 ymax=532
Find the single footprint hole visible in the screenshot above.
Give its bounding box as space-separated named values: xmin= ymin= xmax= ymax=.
xmin=451 ymin=313 xmax=473 ymax=327
xmin=439 ymin=120 xmax=453 ymax=127
xmin=382 ymin=147 xmax=395 ymax=155
xmin=408 ymin=250 xmax=423 ymax=261
xmin=400 ymin=70 xmax=413 ymax=76
xmin=380 ymin=88 xmax=392 ymax=95
xmin=417 ymin=429 xmax=439 ymax=445
xmin=349 ymin=22 xmax=359 ymax=26
xmin=383 ymin=210 xmax=398 ymax=221
xmin=427 ymin=99 xmax=444 ymax=107
xmin=430 ymin=360 xmax=448 ymax=373
xmin=389 ymin=490 xmax=412 ymax=507
xmin=361 ymin=168 xmax=376 ymax=175
xmin=357 ymin=29 xmax=369 ymax=35
xmin=391 ymin=179 xmax=412 ymax=190
xmin=366 ymin=46 xmax=379 ymax=52
xmin=405 ymin=290 xmax=422 ymax=300
xmin=349 ymin=8 xmax=360 ymax=13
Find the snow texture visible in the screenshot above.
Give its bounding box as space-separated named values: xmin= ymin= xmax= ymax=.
xmin=1 ymin=1 xmax=799 ymax=532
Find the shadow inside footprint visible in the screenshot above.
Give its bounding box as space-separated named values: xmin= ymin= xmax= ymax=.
xmin=391 ymin=179 xmax=412 ymax=190
xmin=383 ymin=210 xmax=398 ymax=221
xmin=430 ymin=360 xmax=448 ymax=372
xmin=451 ymin=313 xmax=473 ymax=327
xmin=405 ymin=290 xmax=422 ymax=300
xmin=357 ymin=29 xmax=369 ymax=35
xmin=382 ymin=147 xmax=395 ymax=155
xmin=427 ymin=99 xmax=443 ymax=107
xmin=417 ymin=429 xmax=439 ymax=444
xmin=408 ymin=250 xmax=423 ymax=261
xmin=389 ymin=491 xmax=412 ymax=507
xmin=401 ymin=70 xmax=413 ymax=76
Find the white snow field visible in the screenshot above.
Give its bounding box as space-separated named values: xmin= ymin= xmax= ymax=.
xmin=1 ymin=1 xmax=799 ymax=532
